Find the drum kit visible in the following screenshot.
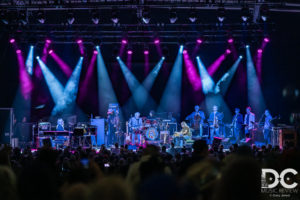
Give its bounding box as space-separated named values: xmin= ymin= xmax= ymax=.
xmin=128 ymin=117 xmax=175 ymax=145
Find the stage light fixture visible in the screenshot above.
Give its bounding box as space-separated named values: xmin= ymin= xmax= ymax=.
xmin=91 ymin=10 xmax=100 ymax=24
xmin=246 ymin=45 xmax=250 ymax=48
xmin=162 ymin=46 xmax=169 ymax=57
xmin=154 ymin=39 xmax=160 ymax=44
xmin=37 ymin=11 xmax=45 ymax=24
xmin=127 ymin=45 xmax=133 ymax=55
xmin=162 ymin=56 xmax=165 ymax=60
xmin=142 ymin=7 xmax=151 ymax=24
xmin=196 ymin=39 xmax=203 ymax=44
xmin=36 ymin=56 xmax=40 ymax=59
xmin=264 ymin=37 xmax=270 ymax=43
xmin=257 ymin=49 xmax=263 ymax=53
xmin=67 ymin=11 xmax=75 ymax=25
xmin=217 ymin=7 xmax=225 ymax=23
xmin=143 ymin=43 xmax=150 ymax=55
xmin=122 ymin=39 xmax=128 ymax=44
xmin=116 ymin=56 xmax=120 ymax=60
xmin=189 ymin=10 xmax=197 ymax=23
xmin=260 ymin=5 xmax=269 ymax=22
xmin=76 ymin=39 xmax=83 ymax=44
xmin=241 ymin=6 xmax=250 ymax=22
xmin=16 ymin=49 xmax=21 ymax=54
xmin=227 ymin=38 xmax=234 ymax=43
xmin=226 ymin=49 xmax=231 ymax=54
xmin=111 ymin=9 xmax=119 ymax=24
xmin=179 ymin=45 xmax=184 ymax=54
xmin=93 ymin=38 xmax=102 ymax=46
xmin=0 ymin=10 xmax=9 ymax=24
xmin=93 ymin=50 xmax=98 ymax=54
xmin=183 ymin=49 xmax=187 ymax=54
xmin=9 ymin=38 xmax=15 ymax=44
xmin=18 ymin=10 xmax=27 ymax=25
xmin=46 ymin=39 xmax=51 ymax=44
xmin=169 ymin=9 xmax=178 ymax=24
xmin=239 ymin=55 xmax=243 ymax=59
xmin=48 ymin=49 xmax=53 ymax=54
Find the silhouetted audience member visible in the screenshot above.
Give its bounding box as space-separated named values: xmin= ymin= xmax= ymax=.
xmin=0 ymin=138 xmax=298 ymax=200
xmin=213 ymin=157 xmax=261 ymax=200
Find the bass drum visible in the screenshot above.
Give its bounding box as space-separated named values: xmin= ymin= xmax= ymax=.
xmin=145 ymin=127 xmax=159 ymax=141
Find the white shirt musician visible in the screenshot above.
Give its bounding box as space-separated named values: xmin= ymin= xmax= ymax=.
xmin=244 ymin=107 xmax=255 ymax=139
xmin=128 ymin=112 xmax=143 ymax=145
xmin=56 ymin=118 xmax=65 ymax=131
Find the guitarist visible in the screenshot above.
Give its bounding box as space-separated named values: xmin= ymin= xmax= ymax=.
xmin=185 ymin=105 xmax=205 ymax=137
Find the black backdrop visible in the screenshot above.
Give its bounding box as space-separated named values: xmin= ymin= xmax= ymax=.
xmin=0 ymin=12 xmax=299 ymax=123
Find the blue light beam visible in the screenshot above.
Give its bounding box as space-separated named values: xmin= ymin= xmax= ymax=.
xmin=96 ymin=46 xmax=118 ymax=115
xmin=246 ymin=46 xmax=266 ymax=116
xmin=214 ymin=56 xmax=242 ymax=95
xmin=36 ymin=57 xmax=64 ymax=104
xmin=117 ymin=57 xmax=159 ymax=110
xmin=25 ymin=46 xmax=34 ymax=75
xmin=158 ymin=47 xmax=183 ymax=114
xmin=196 ymin=56 xmax=215 ymax=94
xmin=51 ymin=57 xmax=84 ymax=116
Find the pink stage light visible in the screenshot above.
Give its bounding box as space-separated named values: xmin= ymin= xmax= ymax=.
xmin=183 ymin=49 xmax=188 ymax=54
xmin=154 ymin=39 xmax=160 ymax=44
xmin=10 ymin=38 xmax=15 ymax=44
xmin=144 ymin=50 xmax=149 ymax=55
xmin=227 ymin=38 xmax=234 ymax=43
xmin=16 ymin=49 xmax=21 ymax=54
xmin=196 ymin=39 xmax=203 ymax=44
xmin=46 ymin=39 xmax=51 ymax=44
xmin=226 ymin=49 xmax=231 ymax=54
xmin=257 ymin=49 xmax=263 ymax=53
xmin=93 ymin=50 xmax=98 ymax=54
xmin=76 ymin=39 xmax=83 ymax=44
xmin=264 ymin=37 xmax=270 ymax=43
xmin=127 ymin=50 xmax=133 ymax=55
xmin=121 ymin=39 xmax=128 ymax=44
xmin=48 ymin=49 xmax=53 ymax=54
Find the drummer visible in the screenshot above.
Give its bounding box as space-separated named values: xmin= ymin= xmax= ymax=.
xmin=173 ymin=121 xmax=192 ymax=147
xmin=128 ymin=112 xmax=143 ymax=145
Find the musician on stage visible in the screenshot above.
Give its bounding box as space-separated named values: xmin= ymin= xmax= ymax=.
xmin=208 ymin=105 xmax=224 ymax=144
xmin=56 ymin=118 xmax=68 ymax=147
xmin=107 ymin=108 xmax=120 ymax=146
xmin=56 ymin=118 xmax=65 ymax=131
xmin=244 ymin=106 xmax=255 ymax=140
xmin=173 ymin=121 xmax=192 ymax=147
xmin=231 ymin=108 xmax=243 ymax=144
xmin=128 ymin=112 xmax=143 ymax=145
xmin=263 ymin=110 xmax=273 ymax=145
xmin=185 ymin=105 xmax=205 ymax=137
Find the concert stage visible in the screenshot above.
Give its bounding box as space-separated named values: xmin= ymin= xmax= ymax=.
xmin=0 ymin=1 xmax=299 ymax=151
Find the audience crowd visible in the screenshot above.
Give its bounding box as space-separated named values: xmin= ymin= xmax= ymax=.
xmin=0 ymin=141 xmax=299 ymax=200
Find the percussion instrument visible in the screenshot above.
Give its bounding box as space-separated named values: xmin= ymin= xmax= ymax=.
xmin=145 ymin=127 xmax=159 ymax=140
xmin=160 ymin=131 xmax=169 ymax=144
xmin=152 ymin=120 xmax=158 ymax=127
xmin=144 ymin=120 xmax=151 ymax=127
